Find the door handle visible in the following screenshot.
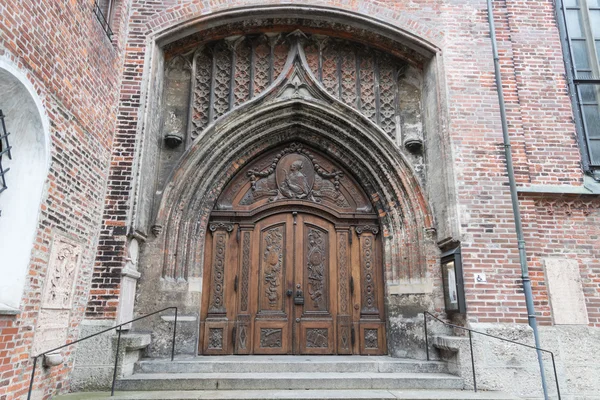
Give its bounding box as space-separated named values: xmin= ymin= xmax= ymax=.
xmin=350 ymin=276 xmax=354 ymax=295
xmin=294 ymin=289 xmax=304 ymax=305
xmin=286 ymin=289 xmax=293 ymax=297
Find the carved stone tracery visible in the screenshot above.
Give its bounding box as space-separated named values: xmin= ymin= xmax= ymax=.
xmin=177 ymin=31 xmax=414 ymax=143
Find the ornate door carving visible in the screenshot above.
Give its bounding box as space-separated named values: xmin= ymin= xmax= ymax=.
xmin=200 ymin=143 xmax=386 ymax=355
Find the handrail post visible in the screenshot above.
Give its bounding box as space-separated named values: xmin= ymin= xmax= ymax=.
xmin=423 ymin=312 xmax=430 ymax=361
xmin=26 ymin=356 xmax=38 ymax=400
xmin=551 ymin=352 xmax=561 ymax=400
xmin=468 ymin=330 xmax=477 ymax=392
xmin=111 ymin=328 xmax=122 ymax=397
xmin=171 ymin=307 xmax=178 ymax=361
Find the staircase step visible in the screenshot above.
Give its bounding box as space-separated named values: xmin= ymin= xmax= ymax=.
xmin=135 ymin=356 xmax=449 ymax=374
xmin=56 ymin=389 xmax=519 ymax=400
xmin=115 ymin=372 xmax=464 ymax=391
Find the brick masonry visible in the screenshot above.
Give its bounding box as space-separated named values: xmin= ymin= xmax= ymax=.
xmin=0 ymin=0 xmax=599 ymax=399
xmin=0 ymin=0 xmax=129 ymax=398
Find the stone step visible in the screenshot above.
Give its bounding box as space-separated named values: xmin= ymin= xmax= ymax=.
xmin=115 ymin=372 xmax=464 ymax=391
xmin=135 ymin=356 xmax=449 ymax=374
xmin=56 ymin=389 xmax=519 ymax=400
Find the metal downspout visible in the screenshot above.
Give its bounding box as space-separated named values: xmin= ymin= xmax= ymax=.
xmin=485 ymin=1 xmax=550 ymax=399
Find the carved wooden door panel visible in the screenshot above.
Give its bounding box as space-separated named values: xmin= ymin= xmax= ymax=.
xmin=251 ymin=214 xmax=294 ymax=354
xmin=202 ymin=143 xmax=387 ymax=355
xmin=294 ymin=214 xmax=337 ymax=354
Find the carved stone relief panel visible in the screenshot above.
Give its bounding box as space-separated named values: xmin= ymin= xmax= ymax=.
xmin=41 ymin=234 xmax=83 ymax=310
xmin=33 ymin=234 xmax=83 ymax=355
xmin=32 ymin=309 xmax=71 ymax=355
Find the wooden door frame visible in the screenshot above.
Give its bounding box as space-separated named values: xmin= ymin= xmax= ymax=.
xmin=199 ymin=203 xmax=386 ymax=355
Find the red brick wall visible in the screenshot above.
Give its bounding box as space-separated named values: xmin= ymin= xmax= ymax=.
xmin=0 ymin=0 xmax=128 ymax=398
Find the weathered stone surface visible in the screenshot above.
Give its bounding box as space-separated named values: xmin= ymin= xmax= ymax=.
xmin=543 ymin=258 xmax=588 ymax=325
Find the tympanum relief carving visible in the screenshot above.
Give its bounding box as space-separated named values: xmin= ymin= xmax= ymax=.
xmin=216 ymin=143 xmax=372 ymax=214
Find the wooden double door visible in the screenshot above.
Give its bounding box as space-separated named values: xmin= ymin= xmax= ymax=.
xmin=200 ymin=212 xmax=386 ymax=355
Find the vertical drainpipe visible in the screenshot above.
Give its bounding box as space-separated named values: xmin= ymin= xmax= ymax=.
xmin=485 ymin=1 xmax=550 ymax=399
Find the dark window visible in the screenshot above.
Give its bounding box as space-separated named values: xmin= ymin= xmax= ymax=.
xmin=93 ymin=0 xmax=114 ymax=40
xmin=0 ymin=109 xmax=12 ymax=194
xmin=560 ymin=0 xmax=600 ymax=169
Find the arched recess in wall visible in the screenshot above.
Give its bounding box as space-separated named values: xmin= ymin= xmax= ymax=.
xmin=0 ymin=60 xmax=50 ymax=311
xmin=152 ymin=41 xmax=435 ymax=290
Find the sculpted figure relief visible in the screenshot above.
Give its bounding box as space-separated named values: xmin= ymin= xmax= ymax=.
xmin=280 ymin=160 xmax=310 ymax=199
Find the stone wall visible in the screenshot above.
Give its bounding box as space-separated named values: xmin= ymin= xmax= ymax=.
xmin=436 ymin=324 xmax=600 ymax=398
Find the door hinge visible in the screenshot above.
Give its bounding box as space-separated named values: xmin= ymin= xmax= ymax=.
xmin=236 ymin=227 xmax=240 ymax=243
xmin=232 ymin=326 xmax=237 ymax=346
xmin=234 ymin=275 xmax=239 ymax=292
xmin=351 ymin=326 xmax=356 ymax=346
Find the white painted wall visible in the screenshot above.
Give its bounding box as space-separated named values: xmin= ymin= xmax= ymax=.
xmin=0 ymin=59 xmax=49 ymax=311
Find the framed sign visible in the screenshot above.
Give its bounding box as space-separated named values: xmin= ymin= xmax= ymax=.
xmin=441 ymin=247 xmax=466 ymax=314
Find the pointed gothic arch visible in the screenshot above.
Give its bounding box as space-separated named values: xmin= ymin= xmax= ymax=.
xmin=153 ymin=41 xmax=434 ymax=290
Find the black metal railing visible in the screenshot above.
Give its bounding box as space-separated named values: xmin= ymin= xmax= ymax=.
xmin=423 ymin=311 xmax=561 ymax=399
xmin=0 ymin=109 xmax=13 ymax=194
xmin=93 ymin=1 xmax=114 ymax=40
xmin=27 ymin=307 xmax=178 ymax=399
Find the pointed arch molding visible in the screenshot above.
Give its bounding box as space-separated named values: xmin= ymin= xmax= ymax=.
xmin=154 ymin=41 xmax=434 ymax=285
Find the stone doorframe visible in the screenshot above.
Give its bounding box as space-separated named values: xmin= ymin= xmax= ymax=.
xmin=128 ymin=5 xmax=459 ymax=359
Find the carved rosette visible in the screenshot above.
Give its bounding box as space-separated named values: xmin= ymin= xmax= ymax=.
xmin=365 ymin=329 xmax=378 ymax=349
xmin=208 ymin=328 xmax=224 ymax=350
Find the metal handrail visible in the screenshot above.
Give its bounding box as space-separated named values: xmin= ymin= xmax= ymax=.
xmin=423 ymin=311 xmax=560 ymax=399
xmin=27 ymin=307 xmax=178 ymax=399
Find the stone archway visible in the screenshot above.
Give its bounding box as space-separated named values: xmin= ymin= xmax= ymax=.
xmin=141 ymin=42 xmax=437 ymax=356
